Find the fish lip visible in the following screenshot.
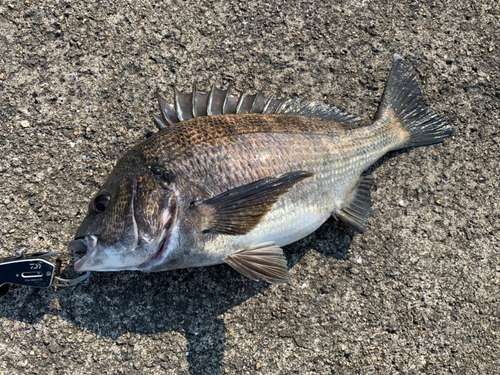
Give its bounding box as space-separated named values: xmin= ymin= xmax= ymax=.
xmin=67 ymin=238 xmax=88 ymax=253
xmin=73 ymin=257 xmax=86 ymax=272
xmin=72 ymin=235 xmax=98 ymax=272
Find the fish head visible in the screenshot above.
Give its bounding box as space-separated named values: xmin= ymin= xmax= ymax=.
xmin=70 ymin=155 xmax=180 ymax=272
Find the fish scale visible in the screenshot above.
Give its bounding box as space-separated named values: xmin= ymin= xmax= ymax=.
xmin=70 ymin=56 xmax=453 ymax=284
xmin=161 ymin=118 xmax=397 ymax=260
xmin=162 ymin=118 xmax=389 ymax=198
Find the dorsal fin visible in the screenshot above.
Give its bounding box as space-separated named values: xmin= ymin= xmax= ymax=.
xmin=174 ymin=87 xmax=194 ymax=121
xmin=153 ymin=86 xmax=360 ymax=130
xmin=192 ymin=85 xmax=208 ymax=118
xmin=207 ymin=86 xmax=226 ymax=116
xmin=156 ymin=92 xmax=178 ymax=126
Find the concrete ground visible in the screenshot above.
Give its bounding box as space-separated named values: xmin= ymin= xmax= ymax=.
xmin=0 ymin=0 xmax=498 ymax=374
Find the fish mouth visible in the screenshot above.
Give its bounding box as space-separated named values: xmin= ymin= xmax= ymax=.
xmin=67 ymin=237 xmax=88 ymax=254
xmin=71 ymin=236 xmax=98 ymax=272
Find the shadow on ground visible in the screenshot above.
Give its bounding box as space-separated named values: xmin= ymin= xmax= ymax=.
xmin=0 ymin=218 xmax=354 ymax=375
xmin=0 ymin=137 xmax=416 ymax=373
xmin=0 ymin=151 xmax=410 ymax=374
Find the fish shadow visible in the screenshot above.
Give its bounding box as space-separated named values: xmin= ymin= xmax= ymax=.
xmin=0 ymin=218 xmax=354 ymax=375
xmin=0 ymin=151 xmax=408 ymax=374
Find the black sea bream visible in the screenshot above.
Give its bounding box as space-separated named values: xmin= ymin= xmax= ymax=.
xmin=69 ymin=56 xmax=453 ymax=284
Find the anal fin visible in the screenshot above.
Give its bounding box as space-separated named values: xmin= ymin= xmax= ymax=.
xmin=224 ymin=242 xmax=290 ymax=284
xmin=336 ymin=175 xmax=374 ymax=233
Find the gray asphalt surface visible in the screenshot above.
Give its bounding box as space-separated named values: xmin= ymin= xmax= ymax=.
xmin=0 ymin=1 xmax=499 ymax=374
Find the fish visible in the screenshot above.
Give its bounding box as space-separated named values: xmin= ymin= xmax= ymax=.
xmin=68 ymin=55 xmax=453 ymax=284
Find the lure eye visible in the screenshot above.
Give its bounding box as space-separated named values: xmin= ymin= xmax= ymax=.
xmin=93 ymin=194 xmax=110 ymax=213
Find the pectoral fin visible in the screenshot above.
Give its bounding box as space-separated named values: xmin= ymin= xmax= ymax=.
xmin=192 ymin=171 xmax=314 ymax=235
xmin=224 ymin=242 xmax=290 ymax=284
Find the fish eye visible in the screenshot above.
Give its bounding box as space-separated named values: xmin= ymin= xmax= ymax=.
xmin=93 ymin=194 xmax=110 ymax=213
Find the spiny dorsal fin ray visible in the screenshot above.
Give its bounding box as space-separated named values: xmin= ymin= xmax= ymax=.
xmin=262 ymin=97 xmax=285 ymax=114
xmin=224 ymin=242 xmax=290 ymax=284
xmin=236 ymin=93 xmax=256 ymax=114
xmin=250 ymin=91 xmax=267 ymax=113
xmin=174 ymin=88 xmax=193 ymax=122
xmin=192 ymin=85 xmax=208 ymax=118
xmin=336 ymin=175 xmax=374 ymax=233
xmin=223 ymin=91 xmax=239 ymax=114
xmin=152 ymin=113 xmax=168 ymax=130
xmin=154 ymin=86 xmax=360 ymax=129
xmin=208 ymin=85 xmax=226 ymax=116
xmin=156 ymin=92 xmax=178 ymax=126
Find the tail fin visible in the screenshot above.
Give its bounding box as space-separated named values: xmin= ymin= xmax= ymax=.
xmin=375 ymin=55 xmax=453 ymax=149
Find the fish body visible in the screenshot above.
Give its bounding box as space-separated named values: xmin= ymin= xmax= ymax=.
xmin=141 ymin=114 xmax=390 ymax=270
xmin=70 ymin=56 xmax=453 ymax=283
